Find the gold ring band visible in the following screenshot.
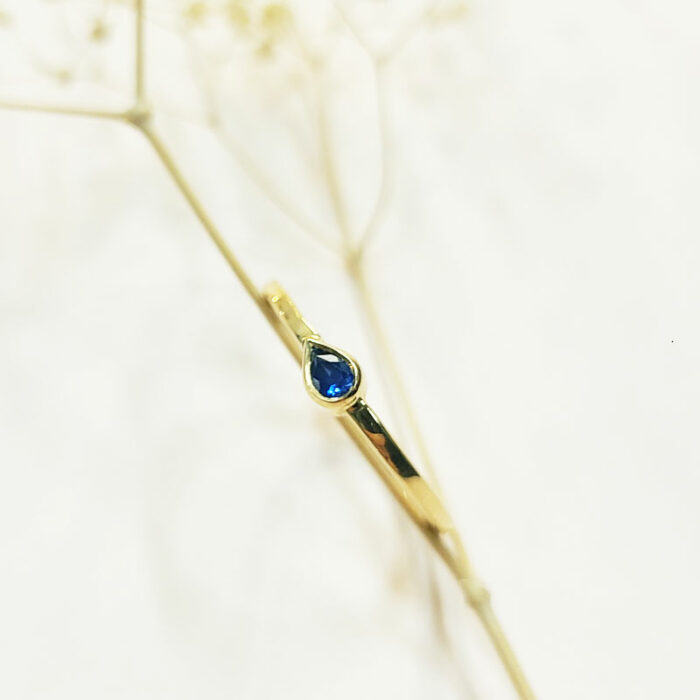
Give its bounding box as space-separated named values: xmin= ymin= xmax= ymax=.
xmin=263 ymin=282 xmax=452 ymax=533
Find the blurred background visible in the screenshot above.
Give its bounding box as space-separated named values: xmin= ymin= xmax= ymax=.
xmin=0 ymin=1 xmax=699 ymax=698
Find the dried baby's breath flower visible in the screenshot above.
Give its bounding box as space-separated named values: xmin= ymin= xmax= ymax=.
xmin=254 ymin=2 xmax=293 ymax=58
xmin=53 ymin=67 xmax=74 ymax=84
xmin=183 ymin=1 xmax=209 ymax=25
xmin=226 ymin=0 xmax=250 ymax=31
xmin=260 ymin=2 xmax=292 ymax=36
xmin=429 ymin=1 xmax=469 ymax=24
xmin=90 ymin=18 xmax=109 ymax=42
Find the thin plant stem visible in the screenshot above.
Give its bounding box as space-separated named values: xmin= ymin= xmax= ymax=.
xmin=310 ymin=12 xmax=536 ymax=698
xmin=449 ymin=532 xmax=536 ymax=699
xmin=380 ymin=1 xmax=440 ymax=64
xmin=212 ymin=121 xmax=338 ymax=256
xmin=330 ymin=4 xmax=441 ymax=488
xmin=134 ymin=0 xmax=145 ymax=105
xmin=357 ymin=64 xmax=390 ymax=254
xmin=184 ymin=40 xmax=339 ymax=257
xmin=0 ymin=3 xmax=537 ymax=698
xmin=308 ymin=39 xmax=465 ymax=676
xmin=350 ymin=263 xmax=444 ymax=493
xmin=473 ymin=598 xmax=536 ymax=699
xmin=0 ymin=101 xmax=122 ymax=120
xmin=330 ymin=6 xmax=390 ymax=254
xmin=137 ymin=119 xmax=265 ymax=313
xmin=315 ymin=75 xmax=353 ymax=256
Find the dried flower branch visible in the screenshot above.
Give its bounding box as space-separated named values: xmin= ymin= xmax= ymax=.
xmin=0 ymin=2 xmax=535 ymax=698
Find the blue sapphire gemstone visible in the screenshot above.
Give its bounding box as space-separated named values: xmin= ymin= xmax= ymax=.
xmin=309 ymin=344 xmax=356 ymax=399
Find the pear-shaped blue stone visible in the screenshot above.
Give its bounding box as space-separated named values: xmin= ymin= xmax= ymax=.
xmin=309 ymin=345 xmax=356 ymax=398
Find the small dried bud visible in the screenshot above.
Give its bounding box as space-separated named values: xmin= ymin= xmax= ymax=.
xmin=90 ymin=19 xmax=109 ymax=42
xmin=429 ymin=1 xmax=469 ymax=23
xmin=54 ymin=68 xmax=74 ymax=85
xmin=226 ymin=1 xmax=250 ymax=31
xmin=183 ymin=2 xmax=209 ymax=25
xmin=260 ymin=3 xmax=292 ymax=36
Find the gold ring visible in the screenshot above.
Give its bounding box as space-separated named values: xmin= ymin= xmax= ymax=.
xmin=263 ymin=282 xmax=452 ymax=533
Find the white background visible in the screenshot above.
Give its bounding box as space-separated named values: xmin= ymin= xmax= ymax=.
xmin=0 ymin=1 xmax=698 ymax=698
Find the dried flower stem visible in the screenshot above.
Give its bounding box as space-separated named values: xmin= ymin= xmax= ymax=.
xmin=0 ymin=2 xmax=535 ymax=698
xmin=134 ymin=0 xmax=145 ymax=104
xmin=308 ymin=22 xmax=535 ymax=696
xmin=0 ymin=100 xmax=122 ymax=120
xmin=184 ymin=42 xmax=338 ymax=256
xmin=357 ymin=64 xmax=390 ymax=253
xmin=137 ymin=119 xmax=265 ymax=311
